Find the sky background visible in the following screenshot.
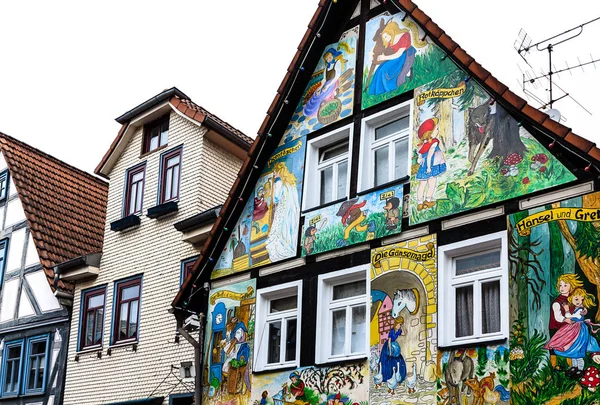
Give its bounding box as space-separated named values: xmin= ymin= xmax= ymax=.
xmin=0 ymin=0 xmax=598 ymax=174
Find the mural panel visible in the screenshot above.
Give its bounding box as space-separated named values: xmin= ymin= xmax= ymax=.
xmin=409 ymin=76 xmax=576 ymax=225
xmin=213 ymin=139 xmax=306 ymax=279
xmin=301 ymin=186 xmax=403 ymax=256
xmin=437 ymin=346 xmax=510 ymax=405
xmin=203 ymin=279 xmax=257 ymax=405
xmin=281 ymin=27 xmax=358 ymax=145
xmin=508 ymin=191 xmax=600 ymax=404
xmin=362 ymin=11 xmax=458 ymax=110
xmin=250 ymin=361 xmax=368 ymax=405
xmin=369 ymin=235 xmax=437 ymax=405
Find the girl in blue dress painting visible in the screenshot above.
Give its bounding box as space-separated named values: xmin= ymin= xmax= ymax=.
xmin=415 ymin=118 xmax=446 ymax=211
xmin=379 ymin=317 xmax=407 ymax=384
xmin=303 ymin=48 xmax=345 ymax=117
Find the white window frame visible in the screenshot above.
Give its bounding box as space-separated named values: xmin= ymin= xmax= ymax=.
xmin=438 ymin=231 xmax=509 ymax=347
xmin=253 ymin=281 xmax=302 ymax=372
xmin=316 ymin=264 xmax=369 ymax=364
xmin=302 ymin=124 xmax=353 ymax=211
xmin=358 ymin=101 xmax=412 ymax=192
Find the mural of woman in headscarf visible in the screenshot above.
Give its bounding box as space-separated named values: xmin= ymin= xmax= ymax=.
xmin=368 ymin=20 xmax=416 ymax=96
xmin=379 ymin=317 xmax=407 ymax=384
xmin=303 ymin=47 xmax=346 ymax=117
xmin=266 ymin=162 xmax=300 ymax=262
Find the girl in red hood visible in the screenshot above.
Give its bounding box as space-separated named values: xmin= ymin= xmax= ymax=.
xmin=415 ymin=118 xmax=446 ymax=211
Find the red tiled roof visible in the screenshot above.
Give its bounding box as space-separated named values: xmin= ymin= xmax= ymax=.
xmin=173 ymin=0 xmax=599 ymax=308
xmin=0 ymin=133 xmax=108 ymax=294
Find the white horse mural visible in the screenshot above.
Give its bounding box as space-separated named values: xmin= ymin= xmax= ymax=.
xmin=391 ymin=288 xmax=420 ymax=318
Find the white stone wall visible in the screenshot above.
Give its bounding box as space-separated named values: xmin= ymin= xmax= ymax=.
xmin=63 ymin=111 xmax=243 ymax=405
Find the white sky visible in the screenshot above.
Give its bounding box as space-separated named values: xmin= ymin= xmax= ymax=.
xmin=0 ymin=1 xmax=598 ymax=174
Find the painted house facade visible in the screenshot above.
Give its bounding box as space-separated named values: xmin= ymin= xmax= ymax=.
xmin=61 ymin=88 xmax=252 ymax=405
xmin=174 ymin=1 xmax=600 ymax=405
xmin=0 ymin=133 xmax=108 ymax=405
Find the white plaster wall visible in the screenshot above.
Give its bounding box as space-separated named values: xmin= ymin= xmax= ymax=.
xmin=63 ymin=111 xmax=243 ymax=405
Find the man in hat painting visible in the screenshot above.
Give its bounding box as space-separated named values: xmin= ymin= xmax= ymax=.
xmin=289 ymin=371 xmax=307 ymax=403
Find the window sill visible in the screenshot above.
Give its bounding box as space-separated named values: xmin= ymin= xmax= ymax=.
xmin=302 ymin=197 xmax=348 ymax=215
xmin=110 ymin=214 xmax=141 ymax=232
xmin=253 ymin=362 xmax=299 ymax=375
xmin=357 ymin=176 xmax=409 ymax=196
xmin=315 ymin=354 xmax=368 ymax=367
xmin=139 ymin=144 xmax=168 ymax=159
xmin=76 ymin=345 xmax=103 ymax=355
xmin=439 ymin=335 xmax=507 ymax=349
xmin=21 ymin=390 xmax=45 ymax=398
xmin=107 ymin=340 xmax=139 ymax=354
xmin=147 ymin=201 xmax=178 ymax=219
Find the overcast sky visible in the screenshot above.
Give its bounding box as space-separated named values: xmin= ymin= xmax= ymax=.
xmin=0 ymin=1 xmax=598 ymax=175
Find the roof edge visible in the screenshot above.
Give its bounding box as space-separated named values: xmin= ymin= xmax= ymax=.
xmin=115 ymin=87 xmax=190 ymax=124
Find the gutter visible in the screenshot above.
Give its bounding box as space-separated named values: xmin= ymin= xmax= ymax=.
xmin=204 ymin=116 xmax=252 ymax=151
xmin=174 ymin=205 xmax=222 ymax=233
xmin=116 ymin=87 xmax=190 ymax=124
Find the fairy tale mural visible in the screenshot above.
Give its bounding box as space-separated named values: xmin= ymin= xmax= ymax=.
xmin=281 ymin=27 xmax=358 ymax=145
xmin=362 ymin=11 xmax=457 ymax=110
xmin=213 ymin=139 xmax=306 ymax=279
xmin=301 ymin=185 xmax=403 ymax=257
xmin=204 ymin=280 xmax=257 ymax=405
xmin=508 ymin=191 xmax=600 ymax=404
xmin=369 ymin=235 xmax=438 ymax=405
xmin=409 ymin=74 xmax=576 ymax=225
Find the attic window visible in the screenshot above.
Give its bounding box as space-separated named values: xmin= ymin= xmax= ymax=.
xmin=143 ymin=116 xmax=169 ymax=154
xmin=0 ymin=170 xmax=8 ymax=201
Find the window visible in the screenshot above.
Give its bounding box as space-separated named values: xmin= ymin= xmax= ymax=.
xmin=143 ymin=116 xmax=169 ymax=153
xmin=160 ymin=147 xmax=182 ymax=204
xmin=23 ymin=335 xmax=49 ymax=395
xmin=358 ymin=101 xmax=411 ymax=191
xmin=316 ymin=265 xmax=368 ymax=363
xmin=254 ymin=281 xmax=302 ymax=371
xmin=1 ymin=340 xmax=23 ymax=397
xmin=0 ymin=239 xmax=7 ymax=286
xmin=303 ymin=125 xmax=352 ymax=210
xmin=124 ymin=164 xmax=146 ymax=216
xmin=113 ymin=276 xmax=142 ymax=344
xmin=438 ymin=231 xmax=509 ymax=347
xmin=80 ymin=287 xmax=106 ymax=350
xmin=0 ymin=170 xmax=8 ymax=201
xmin=180 ymin=257 xmax=198 ymax=285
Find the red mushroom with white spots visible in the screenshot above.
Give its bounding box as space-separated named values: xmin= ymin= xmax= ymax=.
xmin=502 ymin=153 xmax=523 ymax=177
xmin=581 ymin=366 xmax=600 ymax=392
xmin=531 ymin=153 xmax=549 ymax=170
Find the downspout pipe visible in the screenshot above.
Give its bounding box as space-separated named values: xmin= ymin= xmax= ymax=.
xmin=177 ymin=312 xmax=206 ymax=405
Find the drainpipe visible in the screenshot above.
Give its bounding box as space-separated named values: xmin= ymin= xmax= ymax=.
xmin=177 ymin=312 xmax=206 ymax=405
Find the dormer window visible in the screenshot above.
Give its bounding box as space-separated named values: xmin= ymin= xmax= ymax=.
xmin=0 ymin=170 xmax=8 ymax=201
xmin=143 ymin=116 xmax=169 ymax=154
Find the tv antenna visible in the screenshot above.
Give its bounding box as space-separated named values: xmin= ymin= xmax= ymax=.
xmin=514 ymin=16 xmax=600 ymax=112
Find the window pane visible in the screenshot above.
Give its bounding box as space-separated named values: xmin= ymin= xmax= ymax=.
xmin=285 ymin=318 xmax=297 ymax=362
xmin=94 ymin=308 xmax=104 ymax=345
xmin=129 ymin=185 xmax=138 ymax=215
xmin=132 ymin=172 xmax=144 ymax=182
xmin=5 ymin=360 xmax=14 ymax=392
xmin=119 ymin=304 xmax=129 ymax=339
xmin=129 ymin=300 xmax=139 ymax=338
xmin=456 ymin=285 xmax=474 ymax=337
xmin=337 ymin=161 xmax=348 ymax=199
xmin=167 ymin=156 xmax=180 ymax=167
xmin=86 ymin=312 xmax=95 ymax=345
xmin=149 ymin=130 xmax=159 ymax=151
xmin=32 ymin=341 xmax=45 ymax=355
xmin=320 ymin=141 xmax=349 ymax=162
xmin=171 ymin=166 xmax=180 ymax=199
xmin=160 ymin=122 xmax=169 ymax=146
xmin=375 ymin=116 xmax=409 ymax=140
xmin=351 ymin=305 xmax=366 ymax=353
xmin=331 ymin=309 xmax=346 ymax=356
xmin=267 ymin=321 xmax=281 ymax=364
xmin=456 ymin=251 xmax=501 ymax=276
xmin=394 ymin=137 xmax=409 ymax=179
xmin=8 ymin=345 xmax=21 ymax=359
xmin=89 ymin=294 xmax=104 ymax=308
xmin=270 ymin=296 xmax=297 ymax=313
xmin=333 ymin=280 xmax=366 ymax=300
xmin=320 ymin=166 xmax=333 ymax=205
xmin=374 ymin=146 xmax=389 ymax=186
xmin=122 ymin=285 xmax=140 ymax=300
xmin=482 ymin=280 xmax=501 ymax=334
xmin=165 ymin=169 xmax=173 ymax=200
xmin=135 ymin=183 xmax=143 ymax=212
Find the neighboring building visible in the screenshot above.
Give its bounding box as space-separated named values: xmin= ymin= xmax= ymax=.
xmin=174 ymin=2 xmax=600 ymax=405
xmin=61 ymin=88 xmax=252 ymax=405
xmin=0 ymin=133 xmax=108 ymax=405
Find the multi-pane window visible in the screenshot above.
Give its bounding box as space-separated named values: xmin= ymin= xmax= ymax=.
xmin=80 ymin=287 xmax=106 ymax=350
xmin=372 ymin=116 xmax=410 ymax=187
xmin=1 ymin=340 xmax=23 ymax=396
xmin=0 ymin=170 xmax=8 ymax=201
xmin=439 ymin=231 xmax=508 ymax=346
xmin=24 ymin=335 xmax=49 ymax=394
xmin=113 ymin=277 xmax=142 ymax=344
xmin=143 ymin=117 xmax=169 ymax=154
xmin=160 ymin=148 xmax=182 ymax=203
xmin=254 ymin=281 xmax=301 ymax=372
xmin=316 ymin=266 xmax=368 ymax=363
xmin=180 ymin=257 xmax=197 ymax=285
xmin=318 ymin=141 xmax=349 ymax=205
xmin=125 ymin=164 xmax=146 ymax=216
xmin=0 ymin=239 xmax=7 ymax=286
